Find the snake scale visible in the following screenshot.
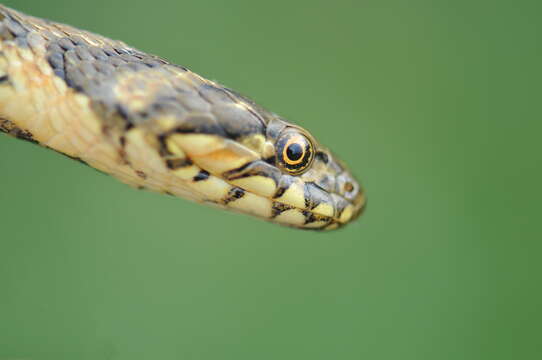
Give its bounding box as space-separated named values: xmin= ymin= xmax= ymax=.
xmin=0 ymin=5 xmax=365 ymax=230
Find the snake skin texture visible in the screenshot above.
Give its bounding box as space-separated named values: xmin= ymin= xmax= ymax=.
xmin=0 ymin=5 xmax=366 ymax=230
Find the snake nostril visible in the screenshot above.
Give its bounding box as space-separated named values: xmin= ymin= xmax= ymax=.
xmin=315 ymin=151 xmax=330 ymax=164
xmin=344 ymin=182 xmax=354 ymax=193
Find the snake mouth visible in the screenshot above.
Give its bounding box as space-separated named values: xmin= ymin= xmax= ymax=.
xmin=272 ymin=195 xmax=365 ymax=230
xmin=218 ymin=174 xmax=366 ymax=230
xmin=212 ymin=185 xmax=365 ymax=230
xmin=169 ymin=163 xmax=364 ymax=230
xmin=158 ymin=132 xmax=365 ymax=230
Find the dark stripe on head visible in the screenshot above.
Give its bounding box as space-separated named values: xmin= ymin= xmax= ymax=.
xmin=223 ymin=160 xmax=281 ymax=185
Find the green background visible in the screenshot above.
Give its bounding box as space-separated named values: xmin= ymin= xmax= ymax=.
xmin=1 ymin=0 xmax=540 ymax=359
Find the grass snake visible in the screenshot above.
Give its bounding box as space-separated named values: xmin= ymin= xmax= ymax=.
xmin=0 ymin=5 xmax=366 ymax=230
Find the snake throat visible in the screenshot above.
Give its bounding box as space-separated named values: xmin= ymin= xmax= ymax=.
xmin=0 ymin=5 xmax=366 ymax=230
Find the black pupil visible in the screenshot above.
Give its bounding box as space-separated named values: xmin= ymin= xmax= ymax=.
xmin=286 ymin=143 xmax=304 ymax=161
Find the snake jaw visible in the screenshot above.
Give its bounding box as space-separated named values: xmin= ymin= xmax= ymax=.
xmin=155 ymin=127 xmax=364 ymax=230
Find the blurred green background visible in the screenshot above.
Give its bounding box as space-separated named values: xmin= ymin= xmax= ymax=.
xmin=1 ymin=0 xmax=540 ymax=359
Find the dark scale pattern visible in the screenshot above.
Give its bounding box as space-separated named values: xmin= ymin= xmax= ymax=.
xmin=304 ymin=182 xmax=332 ymax=210
xmin=271 ymin=202 xmax=294 ymax=218
xmin=0 ymin=5 xmax=274 ymax=144
xmin=165 ymin=157 xmax=193 ymax=170
xmin=0 ymin=10 xmax=29 ymax=42
xmin=223 ymin=187 xmax=245 ymax=205
xmin=44 ymin=32 xmax=271 ymax=140
xmin=25 ymin=13 xmax=273 ymax=142
xmin=0 ymin=117 xmax=36 ymax=143
xmin=193 ymin=170 xmax=210 ymax=182
xmin=273 ymin=175 xmax=295 ymax=199
xmin=301 ymin=210 xmax=330 ymax=227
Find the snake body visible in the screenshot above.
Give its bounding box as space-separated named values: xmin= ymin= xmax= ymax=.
xmin=0 ymin=5 xmax=365 ymax=230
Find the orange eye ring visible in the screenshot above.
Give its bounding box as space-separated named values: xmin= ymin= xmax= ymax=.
xmin=276 ymin=130 xmax=314 ymax=175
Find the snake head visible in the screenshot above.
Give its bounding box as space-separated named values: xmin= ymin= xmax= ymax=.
xmin=156 ymin=95 xmax=366 ymax=230
xmin=0 ymin=5 xmax=364 ymax=231
xmin=259 ymin=119 xmax=366 ymax=230
xmin=61 ymin=52 xmax=366 ymax=230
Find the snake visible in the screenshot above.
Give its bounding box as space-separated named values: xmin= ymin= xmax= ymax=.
xmin=0 ymin=5 xmax=366 ymax=230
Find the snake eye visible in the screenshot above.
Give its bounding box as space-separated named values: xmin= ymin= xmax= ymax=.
xmin=276 ymin=130 xmax=314 ymax=175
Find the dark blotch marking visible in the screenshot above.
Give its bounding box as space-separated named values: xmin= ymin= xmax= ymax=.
xmin=271 ymin=202 xmax=294 ymax=218
xmin=223 ymin=160 xmax=281 ymax=185
xmin=302 ymin=210 xmax=315 ymax=223
xmin=135 ymin=170 xmax=147 ymax=179
xmin=302 ymin=210 xmax=331 ymax=227
xmin=263 ymin=155 xmax=276 ymax=165
xmin=273 ymin=175 xmax=295 ymax=199
xmin=166 ymin=157 xmax=192 ymax=170
xmin=157 ymin=134 xmax=171 ymax=156
xmin=13 ymin=128 xmax=34 ymax=143
xmin=0 ymin=118 xmax=37 ymax=144
xmin=223 ymin=187 xmax=245 ymax=205
xmin=193 ymin=170 xmax=210 ymax=182
xmin=0 ymin=75 xmax=9 ymax=83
